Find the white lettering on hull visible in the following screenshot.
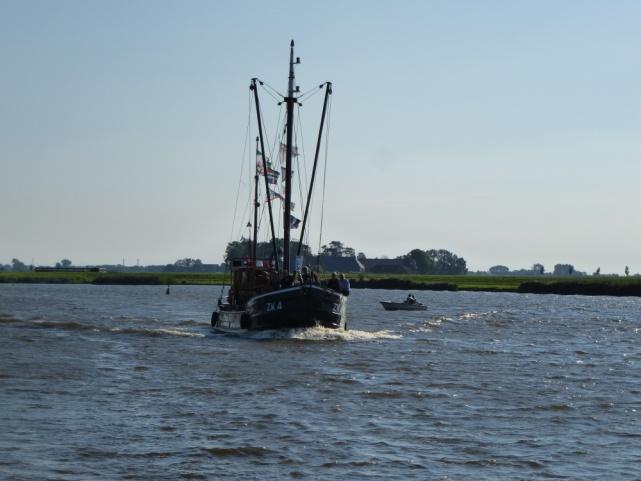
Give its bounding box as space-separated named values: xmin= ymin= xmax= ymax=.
xmin=266 ymin=301 xmax=283 ymax=312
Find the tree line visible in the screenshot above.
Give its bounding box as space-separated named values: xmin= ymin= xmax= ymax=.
xmin=223 ymin=240 xmax=468 ymax=275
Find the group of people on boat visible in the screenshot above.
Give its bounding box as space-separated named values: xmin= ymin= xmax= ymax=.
xmin=405 ymin=293 xmax=417 ymax=304
xmin=326 ymin=271 xmax=350 ymax=296
xmin=286 ymin=266 xmax=350 ymax=296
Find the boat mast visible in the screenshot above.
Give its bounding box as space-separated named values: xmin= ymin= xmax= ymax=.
xmin=250 ymin=78 xmax=280 ymax=272
xmin=252 ymin=136 xmax=259 ymax=260
xmin=283 ymin=40 xmax=298 ymax=277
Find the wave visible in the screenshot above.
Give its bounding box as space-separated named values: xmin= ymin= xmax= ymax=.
xmin=0 ymin=314 xmax=20 ymax=324
xmin=459 ymin=310 xmax=498 ymax=320
xmin=241 ymin=326 xmax=401 ymax=342
xmin=202 ymin=446 xmax=271 ymax=457
xmin=14 ymin=318 xmax=205 ymax=339
xmin=109 ymin=327 xmax=205 ymax=338
xmin=362 ymin=390 xmax=403 ymax=398
xmin=30 ymin=320 xmax=95 ymax=331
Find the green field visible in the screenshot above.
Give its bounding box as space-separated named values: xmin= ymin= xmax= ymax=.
xmin=0 ymin=271 xmax=229 ymax=285
xmin=2 ymin=271 xmax=641 ymax=296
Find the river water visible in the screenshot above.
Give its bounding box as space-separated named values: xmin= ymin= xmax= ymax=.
xmin=1 ymin=284 xmax=640 ymax=480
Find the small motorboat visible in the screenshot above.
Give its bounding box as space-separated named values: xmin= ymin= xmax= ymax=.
xmin=380 ymin=300 xmax=427 ymax=311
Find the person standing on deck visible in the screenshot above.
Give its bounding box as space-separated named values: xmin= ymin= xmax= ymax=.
xmin=338 ymin=273 xmax=351 ymax=296
xmin=327 ymin=272 xmax=340 ymax=291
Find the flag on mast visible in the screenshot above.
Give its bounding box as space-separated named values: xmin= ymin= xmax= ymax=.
xmin=267 ymin=189 xmax=284 ymax=202
xmin=266 ymin=171 xmax=280 ymax=184
xmin=279 ymin=142 xmax=299 ymax=159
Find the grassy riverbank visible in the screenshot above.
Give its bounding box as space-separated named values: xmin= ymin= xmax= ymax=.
xmin=0 ymin=271 xmax=229 ymax=285
xmin=2 ymin=271 xmax=641 ymax=296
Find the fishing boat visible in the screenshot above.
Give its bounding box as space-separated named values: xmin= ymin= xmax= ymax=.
xmin=211 ymin=41 xmax=347 ymax=332
xmin=380 ymin=301 xmax=427 ymax=311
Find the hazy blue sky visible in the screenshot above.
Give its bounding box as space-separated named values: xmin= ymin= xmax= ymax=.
xmin=2 ymin=0 xmax=640 ymax=273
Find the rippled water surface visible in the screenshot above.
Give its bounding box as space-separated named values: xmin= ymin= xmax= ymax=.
xmin=1 ymin=284 xmax=640 ymax=480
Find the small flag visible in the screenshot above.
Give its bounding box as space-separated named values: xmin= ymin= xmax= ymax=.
xmin=290 ymin=215 xmax=301 ymax=229
xmin=267 ymin=189 xmax=284 ymax=202
xmin=256 ymin=150 xmax=272 ymax=175
xmin=279 ymin=142 xmax=299 ymax=159
xmin=280 ymin=166 xmax=294 ymax=179
xmin=266 ymin=171 xmax=280 ymax=184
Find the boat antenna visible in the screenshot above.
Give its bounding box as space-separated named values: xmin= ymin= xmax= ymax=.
xmin=251 ymin=78 xmax=280 ymax=272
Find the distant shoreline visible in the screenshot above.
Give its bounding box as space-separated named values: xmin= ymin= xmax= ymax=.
xmin=2 ymin=272 xmax=641 ymax=297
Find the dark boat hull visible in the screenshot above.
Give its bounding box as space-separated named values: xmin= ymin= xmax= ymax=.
xmin=212 ymin=285 xmax=347 ymax=331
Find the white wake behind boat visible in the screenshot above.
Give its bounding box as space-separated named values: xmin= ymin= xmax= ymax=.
xmin=380 ymin=301 xmax=427 ymax=311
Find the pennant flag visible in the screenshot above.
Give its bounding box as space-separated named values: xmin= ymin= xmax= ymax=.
xmin=279 ymin=142 xmax=299 ymax=158
xmin=280 ymin=166 xmax=294 ymax=180
xmin=256 ymin=149 xmax=276 ymax=175
xmin=267 ymin=189 xmax=284 ymax=202
xmin=266 ymin=171 xmax=280 ymax=184
xmin=290 ymin=215 xmax=301 ymax=229
xmin=256 ymin=161 xmax=272 ymax=176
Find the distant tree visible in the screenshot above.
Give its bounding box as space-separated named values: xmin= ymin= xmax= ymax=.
xmin=400 ymin=249 xmax=432 ymax=274
xmin=357 ymin=252 xmax=367 ymax=261
xmin=594 ymin=267 xmax=601 ymax=276
xmin=11 ymin=258 xmax=28 ymax=272
xmin=553 ymin=264 xmax=575 ymax=276
xmin=426 ymin=249 xmax=467 ymax=275
xmin=489 ymin=265 xmax=510 ymax=275
xmin=60 ymin=259 xmax=72 ymax=268
xmin=175 ymin=258 xmax=202 ymax=269
xmin=321 ymin=241 xmax=355 ymax=257
xmin=224 ymin=240 xmax=253 ymax=261
xmin=224 ymin=238 xmax=311 ymax=263
xmin=399 ymin=249 xmax=467 ymax=275
xmin=625 ymin=266 xmax=630 ymax=276
xmin=532 ymin=263 xmax=545 ymax=275
xmin=164 ymin=258 xmax=204 ymax=272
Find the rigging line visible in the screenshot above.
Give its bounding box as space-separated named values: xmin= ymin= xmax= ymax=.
xmin=257 ymin=103 xmax=272 ymax=162
xmin=257 ymin=78 xmax=285 ymax=100
xmin=258 ymin=84 xmax=282 ymax=104
xmin=317 ymin=94 xmax=332 ymax=271
xmin=221 ymin=89 xmax=252 ymax=301
xmin=256 ymin=202 xmax=267 ymax=255
xmin=238 ymin=106 xmax=256 ymax=244
xmin=298 ymin=84 xmax=325 ymax=103
xmin=229 ymin=90 xmax=253 ymax=245
xmin=294 ymin=105 xmax=309 ymax=243
xmin=268 ymin=105 xmax=284 ymax=171
xmin=295 ymin=104 xmax=309 ymax=191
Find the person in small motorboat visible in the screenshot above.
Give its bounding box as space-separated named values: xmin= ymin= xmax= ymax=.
xmin=405 ymin=293 xmax=416 ymax=304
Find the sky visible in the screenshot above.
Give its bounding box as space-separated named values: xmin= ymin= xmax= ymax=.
xmin=1 ymin=0 xmax=640 ymax=273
